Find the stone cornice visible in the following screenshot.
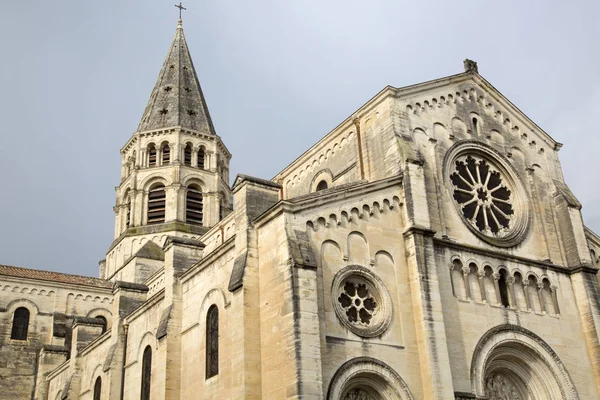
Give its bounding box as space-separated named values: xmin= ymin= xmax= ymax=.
xmin=106 ymin=222 xmax=208 ymax=253
xmin=253 ymin=175 xmax=403 ymax=228
xmin=0 ymin=274 xmax=113 ymax=294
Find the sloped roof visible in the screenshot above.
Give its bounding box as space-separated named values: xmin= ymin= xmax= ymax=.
xmin=0 ymin=264 xmax=112 ymax=289
xmin=133 ymin=241 xmax=165 ymax=261
xmin=136 ymin=19 xmax=216 ymax=134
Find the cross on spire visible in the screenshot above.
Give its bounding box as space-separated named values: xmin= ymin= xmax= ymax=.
xmin=174 ymin=2 xmax=187 ymax=20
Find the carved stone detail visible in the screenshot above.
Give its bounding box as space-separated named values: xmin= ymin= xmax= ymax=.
xmin=332 ymin=265 xmax=392 ymax=338
xmin=343 ymin=388 xmax=377 ymax=400
xmin=485 ymin=374 xmax=521 ymax=400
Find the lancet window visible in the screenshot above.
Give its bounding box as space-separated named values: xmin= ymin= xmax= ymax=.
xmin=11 ymin=307 xmax=30 ymax=340
xmin=206 ymin=305 xmax=219 ymax=379
xmin=141 ymin=346 xmax=152 ymax=400
xmin=93 ymin=377 xmax=101 ymax=400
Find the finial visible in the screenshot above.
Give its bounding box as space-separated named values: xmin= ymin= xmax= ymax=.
xmin=464 ymin=59 xmax=479 ymax=74
xmin=175 ymin=2 xmax=187 ymax=24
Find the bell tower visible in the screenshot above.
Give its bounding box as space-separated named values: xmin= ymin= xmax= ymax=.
xmin=102 ymin=17 xmax=232 ymax=282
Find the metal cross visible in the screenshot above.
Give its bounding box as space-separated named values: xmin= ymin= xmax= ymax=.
xmin=175 ymin=2 xmax=187 ymax=19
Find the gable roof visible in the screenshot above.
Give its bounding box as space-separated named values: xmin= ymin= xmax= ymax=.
xmin=0 ymin=264 xmax=112 ymax=289
xmin=273 ymin=65 xmax=560 ymax=181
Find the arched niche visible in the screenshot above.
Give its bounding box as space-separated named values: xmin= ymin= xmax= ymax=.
xmin=471 ymin=325 xmax=579 ymax=400
xmin=327 ymin=357 xmax=415 ymax=400
xmin=347 ymin=232 xmax=369 ymax=266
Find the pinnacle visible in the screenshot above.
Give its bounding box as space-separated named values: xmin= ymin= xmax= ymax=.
xmin=136 ymin=21 xmax=216 ymax=134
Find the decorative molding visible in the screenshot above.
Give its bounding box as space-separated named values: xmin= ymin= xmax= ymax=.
xmin=327 ymin=357 xmax=415 ymax=400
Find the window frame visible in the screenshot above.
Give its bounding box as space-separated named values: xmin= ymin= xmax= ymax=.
xmin=11 ymin=307 xmax=30 ymax=341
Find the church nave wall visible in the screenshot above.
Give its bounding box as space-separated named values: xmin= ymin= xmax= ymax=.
xmin=435 ymin=246 xmax=598 ymax=398
xmin=179 ymin=242 xmax=235 ymax=399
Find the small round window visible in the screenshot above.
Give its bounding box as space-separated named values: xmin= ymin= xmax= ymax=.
xmin=332 ymin=265 xmax=392 ymax=337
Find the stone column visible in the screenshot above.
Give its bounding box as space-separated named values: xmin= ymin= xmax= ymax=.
xmin=462 ymin=266 xmax=471 ymax=300
xmin=537 ymin=282 xmax=546 ymax=314
xmin=522 ymin=279 xmax=532 ymax=311
xmin=492 ymin=273 xmax=501 ymax=305
xmin=477 ymin=271 xmax=486 ymax=302
xmin=507 ymin=276 xmax=516 ymax=309
xmin=191 ymin=148 xmax=198 ymax=167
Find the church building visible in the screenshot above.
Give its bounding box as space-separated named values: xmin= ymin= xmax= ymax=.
xmin=2 ymin=15 xmax=600 ymax=400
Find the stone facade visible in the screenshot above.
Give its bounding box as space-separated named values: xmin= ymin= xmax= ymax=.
xmin=1 ymin=20 xmax=600 ymax=400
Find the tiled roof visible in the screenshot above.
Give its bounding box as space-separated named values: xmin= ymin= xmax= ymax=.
xmin=136 ymin=20 xmax=216 ymax=135
xmin=0 ymin=264 xmax=113 ymax=289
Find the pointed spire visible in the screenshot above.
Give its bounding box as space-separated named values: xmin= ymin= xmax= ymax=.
xmin=137 ymin=19 xmax=216 ymax=134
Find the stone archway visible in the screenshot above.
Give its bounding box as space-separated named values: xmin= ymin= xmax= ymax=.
xmin=327 ymin=357 xmax=414 ymax=400
xmin=471 ymin=325 xmax=579 ymax=400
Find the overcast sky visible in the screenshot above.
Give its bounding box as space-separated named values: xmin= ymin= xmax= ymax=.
xmin=0 ymin=1 xmax=598 ymax=277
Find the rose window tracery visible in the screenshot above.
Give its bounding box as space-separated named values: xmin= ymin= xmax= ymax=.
xmin=450 ymin=155 xmax=514 ymax=235
xmin=332 ymin=265 xmax=392 ymax=337
xmin=338 ymin=281 xmax=378 ymax=325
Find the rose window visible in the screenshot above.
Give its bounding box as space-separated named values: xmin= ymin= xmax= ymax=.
xmin=450 ymin=155 xmax=514 ymax=235
xmin=338 ymin=281 xmax=378 ymax=325
xmin=332 ymin=265 xmax=392 ymax=337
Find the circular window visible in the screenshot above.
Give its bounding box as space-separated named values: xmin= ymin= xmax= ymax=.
xmin=332 ymin=265 xmax=392 ymax=338
xmin=444 ymin=141 xmax=529 ymax=247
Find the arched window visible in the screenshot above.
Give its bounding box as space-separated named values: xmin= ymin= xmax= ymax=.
xmin=472 ymin=117 xmax=479 ymax=135
xmin=161 ymin=142 xmax=170 ymax=165
xmin=198 ymin=147 xmax=205 ymax=169
xmin=148 ymin=144 xmax=157 ymax=167
xmin=206 ymin=305 xmax=219 ymax=379
xmin=219 ymin=198 xmax=225 ymax=221
xmin=184 ymin=143 xmax=192 ymax=166
xmin=141 ymin=345 xmax=152 ymax=400
xmin=11 ymin=307 xmax=30 ymax=340
xmin=96 ymin=316 xmax=107 ymax=334
xmin=126 ymin=198 xmax=132 ymax=229
xmin=147 ymin=183 xmax=166 ymax=224
xmin=498 ymin=269 xmax=510 ymax=307
xmin=93 ymin=377 xmax=102 ymax=400
xmin=186 ymin=185 xmax=203 ymax=225
xmin=316 ymin=180 xmax=328 ymax=191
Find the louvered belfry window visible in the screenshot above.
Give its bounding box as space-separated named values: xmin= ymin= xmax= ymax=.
xmin=186 ymin=185 xmax=203 ymax=225
xmin=148 ymin=144 xmax=157 ymax=166
xmin=93 ymin=377 xmax=102 ymax=400
xmin=198 ymin=148 xmax=205 ymax=169
xmin=161 ymin=143 xmax=170 ymax=164
xmin=147 ymin=184 xmax=166 ymax=224
xmin=184 ymin=144 xmax=192 ymax=166
xmin=141 ymin=346 xmax=152 ymax=400
xmin=11 ymin=307 xmax=30 ymax=340
xmin=206 ymin=305 xmax=219 ymax=379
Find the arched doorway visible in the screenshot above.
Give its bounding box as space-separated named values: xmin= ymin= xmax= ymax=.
xmin=471 ymin=325 xmax=579 ymax=400
xmin=328 ymin=357 xmax=414 ymax=400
